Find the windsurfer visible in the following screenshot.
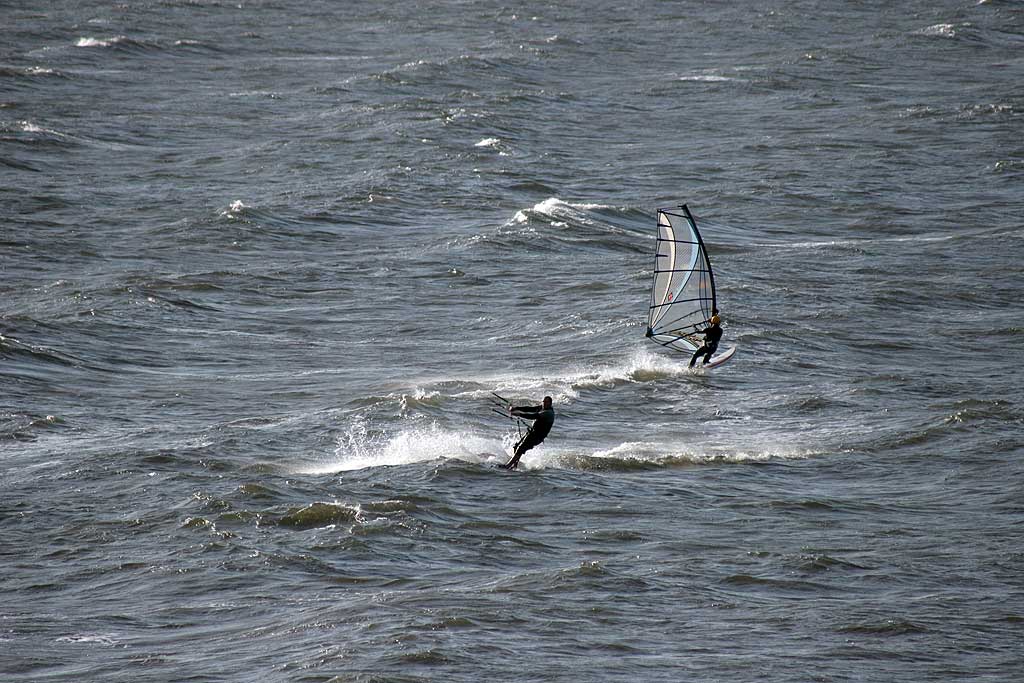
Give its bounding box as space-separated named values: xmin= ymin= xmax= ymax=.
xmin=500 ymin=396 xmax=555 ymax=470
xmin=689 ymin=313 xmax=723 ymax=367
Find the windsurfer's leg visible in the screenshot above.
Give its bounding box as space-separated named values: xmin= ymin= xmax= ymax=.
xmin=689 ymin=345 xmax=707 ymax=367
xmin=700 ymin=344 xmax=719 ymax=365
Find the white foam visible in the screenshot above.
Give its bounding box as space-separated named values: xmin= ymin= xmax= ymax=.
xmin=917 ymin=23 xmax=957 ymax=38
xmin=220 ymin=199 xmax=248 ymax=218
xmin=497 ymin=347 xmax=692 ymax=397
xmin=586 ymin=439 xmax=814 ymax=465
xmin=510 ymin=197 xmax=620 ymax=225
xmin=534 ymin=197 xmax=617 ymax=213
xmin=503 ymin=441 xmax=817 ymax=471
xmin=300 ymin=348 xmax=776 ymax=474
xmin=589 ymin=441 xmax=664 ymax=460
xmin=75 ymin=36 xmax=123 ymax=48
xmin=300 ymin=398 xmax=816 ymax=475
xmin=755 ymin=233 xmax=954 ymax=250
xmin=56 ymin=633 xmax=119 ymax=646
xmin=677 ymin=74 xmax=733 ymax=82
xmin=301 ymin=420 xmax=506 ymax=474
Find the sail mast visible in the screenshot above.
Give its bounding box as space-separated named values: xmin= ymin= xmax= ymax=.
xmin=680 ymin=204 xmax=717 ymax=318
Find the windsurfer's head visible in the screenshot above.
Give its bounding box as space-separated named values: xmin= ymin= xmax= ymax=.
xmin=710 ymin=314 xmax=721 ymax=325
xmin=543 ymin=396 xmax=553 ymax=408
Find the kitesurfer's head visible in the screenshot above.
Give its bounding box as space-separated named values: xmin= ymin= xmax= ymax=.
xmin=543 ymin=396 xmax=553 ymax=408
xmin=710 ymin=314 xmax=721 ymax=325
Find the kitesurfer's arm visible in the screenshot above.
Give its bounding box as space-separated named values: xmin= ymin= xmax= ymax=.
xmin=510 ymin=404 xmax=542 ymax=419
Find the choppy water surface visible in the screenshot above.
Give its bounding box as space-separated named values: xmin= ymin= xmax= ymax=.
xmin=3 ymin=1 xmax=1023 ymax=681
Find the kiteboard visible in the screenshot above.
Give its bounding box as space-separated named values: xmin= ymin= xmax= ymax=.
xmin=644 ymin=203 xmax=737 ymax=370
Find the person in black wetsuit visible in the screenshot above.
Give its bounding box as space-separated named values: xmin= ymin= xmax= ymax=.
xmin=500 ymin=396 xmax=555 ymax=470
xmin=689 ymin=313 xmax=723 ymax=368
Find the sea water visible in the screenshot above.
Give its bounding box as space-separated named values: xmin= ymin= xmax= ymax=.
xmin=3 ymin=1 xmax=1023 ymax=681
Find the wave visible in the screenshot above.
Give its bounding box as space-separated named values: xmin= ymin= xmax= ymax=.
xmin=0 ymin=65 xmax=70 ymax=85
xmin=0 ymin=411 xmax=63 ymax=443
xmin=910 ymin=23 xmax=988 ymax=45
xmin=55 ymin=633 xmax=120 ymax=646
xmin=865 ymin=397 xmax=1022 ymax=453
xmin=914 ymin=24 xmax=960 ymax=39
xmin=448 ymin=197 xmax=650 ymax=255
xmin=277 ymin=501 xmax=360 ymax=529
xmin=357 ymin=51 xmax=537 ymax=95
xmin=837 ymin=619 xmax=928 ymax=635
xmin=943 ymin=399 xmax=1021 ymax=427
xmin=335 ymin=348 xmax=702 ymax=424
xmin=75 ymin=34 xmax=221 ymax=55
xmin=794 ymin=553 xmax=871 ymax=572
xmin=76 ymin=36 xmax=128 ymax=48
xmin=674 ymin=69 xmax=736 ymax=83
xmin=213 ymin=199 xmax=355 ymax=241
xmin=0 ymin=333 xmax=85 ymax=369
xmin=277 ymin=337 xmax=817 ymax=475
xmin=75 ymin=35 xmax=163 ymax=53
xmin=746 ymin=231 xmax=958 ymax=253
xmin=60 ymin=34 xmax=229 ymax=69
xmin=300 ymin=420 xmax=509 ymax=474
xmin=509 ymin=197 xmax=637 ymax=230
xmin=721 ymin=574 xmax=827 ymax=592
xmin=0 ymin=119 xmax=147 ymax=152
xmin=537 ymin=446 xmax=817 ymax=473
xmin=298 ymin=409 xmax=814 ymax=475
xmin=460 ymin=347 xmax=708 ymax=399
xmin=0 ymin=120 xmax=80 ymax=149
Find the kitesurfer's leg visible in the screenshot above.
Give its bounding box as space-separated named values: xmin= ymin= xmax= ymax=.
xmin=502 ymin=443 xmax=529 ymax=470
xmin=502 ymin=432 xmax=540 ymax=470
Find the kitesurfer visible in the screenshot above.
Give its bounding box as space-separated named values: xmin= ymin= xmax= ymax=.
xmin=689 ymin=313 xmax=723 ymax=367
xmin=500 ymin=396 xmax=555 ymax=470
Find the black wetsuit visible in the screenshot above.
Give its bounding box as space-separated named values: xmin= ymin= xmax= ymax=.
xmin=502 ymin=404 xmax=555 ymax=469
xmin=689 ymin=323 xmax=723 ymax=367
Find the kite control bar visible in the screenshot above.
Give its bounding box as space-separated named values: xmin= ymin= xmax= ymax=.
xmin=489 ymin=392 xmax=523 ymax=436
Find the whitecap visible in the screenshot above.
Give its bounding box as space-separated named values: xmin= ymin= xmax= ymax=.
xmin=677 ymin=74 xmax=733 ymax=82
xmin=506 ymin=197 xmax=621 ymax=229
xmin=916 ymin=23 xmax=957 ymax=38
xmin=302 ymin=420 xmax=505 ymax=474
xmin=220 ymin=199 xmax=248 ymax=217
xmin=56 ymin=633 xmax=119 ymax=646
xmin=76 ymin=36 xmax=120 ymax=48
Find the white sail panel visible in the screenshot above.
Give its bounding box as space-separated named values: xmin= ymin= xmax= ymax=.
xmin=646 ymin=205 xmax=717 ymax=354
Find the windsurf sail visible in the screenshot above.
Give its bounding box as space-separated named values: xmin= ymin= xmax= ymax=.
xmin=645 ymin=204 xmax=719 ymax=354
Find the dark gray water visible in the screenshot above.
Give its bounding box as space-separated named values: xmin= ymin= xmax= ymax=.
xmin=3 ymin=1 xmax=1023 ymax=681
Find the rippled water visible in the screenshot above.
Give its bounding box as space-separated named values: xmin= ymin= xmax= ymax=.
xmin=3 ymin=1 xmax=1023 ymax=681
